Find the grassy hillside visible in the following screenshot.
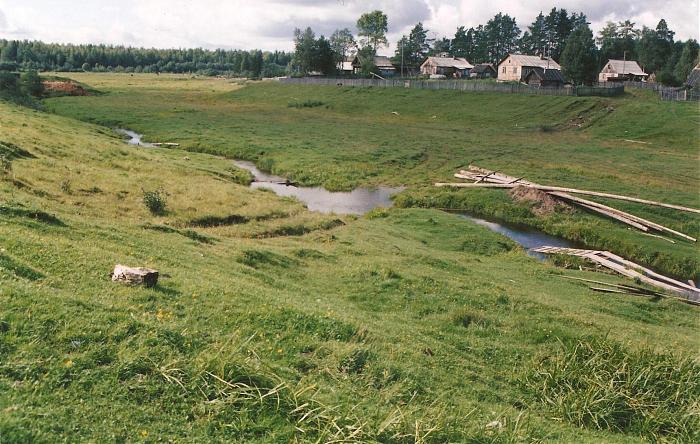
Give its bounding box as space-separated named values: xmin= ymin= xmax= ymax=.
xmin=0 ymin=76 xmax=698 ymax=442
xmin=45 ymin=74 xmax=700 ymax=281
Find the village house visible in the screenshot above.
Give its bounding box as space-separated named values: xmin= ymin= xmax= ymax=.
xmin=420 ymin=56 xmax=473 ymax=78
xmin=686 ymin=63 xmax=700 ymax=90
xmin=338 ymin=56 xmax=354 ymax=76
xmin=469 ymin=63 xmax=497 ymax=79
xmin=497 ymin=54 xmax=561 ymax=82
xmin=523 ymin=68 xmax=566 ymax=87
xmin=351 ymin=55 xmax=397 ymax=77
xmin=598 ymin=59 xmax=649 ymax=82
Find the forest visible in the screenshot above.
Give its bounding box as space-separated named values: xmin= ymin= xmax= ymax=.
xmin=0 ymin=8 xmax=698 ymax=85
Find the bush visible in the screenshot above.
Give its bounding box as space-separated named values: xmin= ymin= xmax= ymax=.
xmin=19 ymin=70 xmax=43 ymax=97
xmin=142 ymin=188 xmax=167 ymax=215
xmin=287 ymin=100 xmax=326 ymax=108
xmin=523 ymin=338 xmax=700 ymax=441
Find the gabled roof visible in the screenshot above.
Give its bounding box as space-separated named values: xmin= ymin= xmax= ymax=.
xmin=603 ymin=59 xmax=648 ymax=76
xmin=499 ymin=54 xmax=561 ymax=70
xmin=352 ymin=55 xmax=395 ymax=69
xmin=471 ymin=63 xmax=496 ymax=74
xmin=687 ymin=66 xmax=700 ymax=89
xmin=525 ymin=68 xmax=565 ymax=82
xmin=421 ymin=56 xmax=473 ymax=70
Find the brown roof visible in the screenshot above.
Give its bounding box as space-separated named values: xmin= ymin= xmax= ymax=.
xmin=603 ymin=59 xmax=647 ymax=76
xmin=421 ymin=56 xmax=473 ymax=70
xmin=499 ymin=54 xmax=561 ymax=70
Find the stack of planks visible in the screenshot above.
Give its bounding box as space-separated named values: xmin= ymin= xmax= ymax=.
xmin=435 ymin=165 xmax=697 ymax=242
xmin=532 ymin=246 xmax=700 ymax=305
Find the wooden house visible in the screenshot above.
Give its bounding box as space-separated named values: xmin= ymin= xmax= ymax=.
xmin=524 ymin=68 xmax=565 ymax=87
xmin=685 ymin=64 xmax=700 ymax=90
xmin=420 ymin=56 xmax=473 ymax=78
xmin=352 ymin=55 xmax=397 ymax=77
xmin=598 ymin=59 xmax=648 ymax=82
xmin=497 ymin=54 xmax=561 ymax=82
xmin=469 ymin=63 xmax=497 ymax=79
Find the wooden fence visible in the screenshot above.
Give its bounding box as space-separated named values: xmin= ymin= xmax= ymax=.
xmin=280 ymin=77 xmax=625 ymax=97
xmin=599 ymin=81 xmax=699 ymax=102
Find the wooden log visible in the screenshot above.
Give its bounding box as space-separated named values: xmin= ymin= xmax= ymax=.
xmin=439 ymin=182 xmax=700 ymax=214
xmin=598 ymin=251 xmax=700 ymax=294
xmin=112 ymin=264 xmax=159 ymax=287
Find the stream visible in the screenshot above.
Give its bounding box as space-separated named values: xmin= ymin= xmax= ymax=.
xmin=118 ymin=129 xmax=575 ymax=257
xmin=233 ymin=160 xmax=576 ymax=257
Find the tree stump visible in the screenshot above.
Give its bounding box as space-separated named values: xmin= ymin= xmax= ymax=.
xmin=111 ymin=264 xmax=159 ymax=288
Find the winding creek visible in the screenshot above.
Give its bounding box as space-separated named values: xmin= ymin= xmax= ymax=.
xmin=118 ymin=129 xmax=575 ymax=257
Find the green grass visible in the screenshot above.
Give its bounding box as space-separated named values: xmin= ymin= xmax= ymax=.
xmin=0 ymin=74 xmax=698 ymax=442
xmin=43 ymin=74 xmax=700 ymax=282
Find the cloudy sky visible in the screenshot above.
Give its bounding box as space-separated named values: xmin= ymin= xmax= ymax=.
xmin=0 ymin=0 xmax=697 ymax=53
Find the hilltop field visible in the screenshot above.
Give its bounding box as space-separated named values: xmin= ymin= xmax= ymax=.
xmin=1 ymin=73 xmax=699 ymax=442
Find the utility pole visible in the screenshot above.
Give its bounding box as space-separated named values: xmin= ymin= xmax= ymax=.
xmin=401 ymin=39 xmax=404 ymax=78
xmin=623 ymin=50 xmax=627 ymax=81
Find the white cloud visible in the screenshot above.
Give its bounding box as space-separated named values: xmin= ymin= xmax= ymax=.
xmin=0 ymin=0 xmax=696 ymax=53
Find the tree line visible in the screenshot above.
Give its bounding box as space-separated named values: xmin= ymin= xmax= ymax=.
xmin=0 ymin=8 xmax=697 ymax=86
xmin=293 ymin=8 xmax=698 ymax=85
xmin=0 ymin=40 xmax=293 ymax=78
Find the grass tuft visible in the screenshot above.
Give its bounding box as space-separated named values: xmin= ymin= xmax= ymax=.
xmin=522 ymin=337 xmax=700 ymax=442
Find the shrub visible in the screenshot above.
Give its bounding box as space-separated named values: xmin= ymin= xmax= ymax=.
xmin=287 ymin=100 xmax=326 ymax=108
xmin=19 ymin=70 xmax=44 ymax=97
xmin=142 ymin=188 xmax=167 ymax=215
xmin=522 ymin=338 xmax=700 ymax=442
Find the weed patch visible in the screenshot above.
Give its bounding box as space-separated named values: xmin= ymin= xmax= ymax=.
xmin=287 ymin=100 xmax=326 ymax=109
xmin=0 ymin=253 xmax=44 ymax=281
xmin=187 ymin=214 xmax=248 ymax=227
xmin=0 ymin=205 xmax=65 ymax=226
xmin=142 ymin=188 xmax=167 ymax=215
xmin=143 ymin=223 xmax=216 ymax=244
xmin=522 ymin=338 xmax=700 ymax=442
xmin=237 ymin=249 xmax=297 ymax=269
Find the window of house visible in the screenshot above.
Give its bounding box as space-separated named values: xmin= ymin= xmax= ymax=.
xmin=502 ymin=67 xmax=506 ymax=73
xmin=512 ymin=67 xmax=517 ymax=74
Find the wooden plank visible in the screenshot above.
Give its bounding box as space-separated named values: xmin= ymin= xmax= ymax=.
xmin=560 ymin=276 xmax=665 ymax=296
xmin=575 ymin=202 xmax=650 ymax=231
xmin=536 ymin=247 xmax=700 ymax=303
xmin=548 ymin=193 xmax=696 ymax=242
xmin=438 ymin=182 xmax=700 ymax=214
xmin=598 ymin=251 xmax=700 ymax=294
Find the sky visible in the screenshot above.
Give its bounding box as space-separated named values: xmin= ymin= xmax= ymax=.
xmin=0 ymin=0 xmax=697 ymax=54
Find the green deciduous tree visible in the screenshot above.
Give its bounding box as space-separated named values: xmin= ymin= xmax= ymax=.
xmin=674 ymin=40 xmax=699 ymax=83
xmin=330 ymin=28 xmax=356 ymax=68
xmin=357 ymin=10 xmax=388 ymax=53
xmin=560 ymin=25 xmax=598 ymax=85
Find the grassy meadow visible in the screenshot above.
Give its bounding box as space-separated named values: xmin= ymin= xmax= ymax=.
xmin=45 ymin=73 xmax=700 ymax=280
xmin=0 ymin=73 xmax=698 ymax=442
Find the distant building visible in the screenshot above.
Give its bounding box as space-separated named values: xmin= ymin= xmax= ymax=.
xmin=685 ymin=64 xmax=700 ymax=90
xmin=598 ymin=59 xmax=649 ymax=82
xmin=420 ymin=56 xmax=473 ymax=78
xmin=469 ymin=63 xmax=497 ymax=79
xmin=351 ymin=55 xmax=397 ymax=77
xmin=338 ymin=57 xmax=354 ymax=76
xmin=524 ymin=68 xmax=566 ymax=87
xmin=497 ymin=54 xmax=561 ymax=82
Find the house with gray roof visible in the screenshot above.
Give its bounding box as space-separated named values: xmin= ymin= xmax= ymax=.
xmin=598 ymin=59 xmax=649 ymax=82
xmin=420 ymin=56 xmax=473 ymax=78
